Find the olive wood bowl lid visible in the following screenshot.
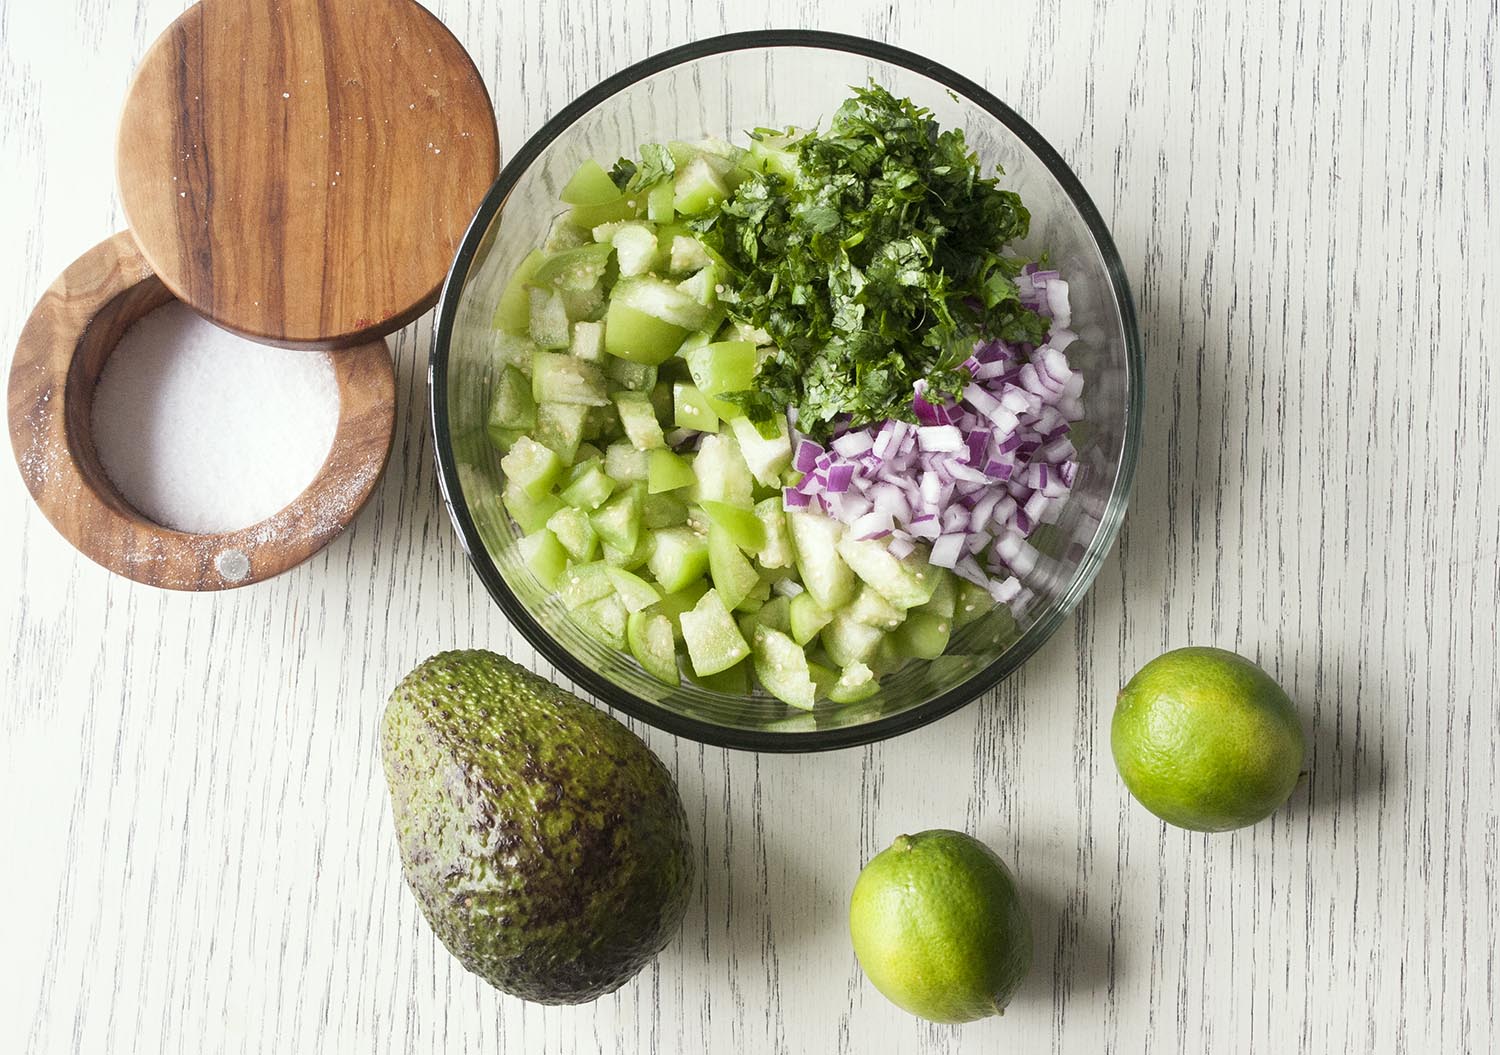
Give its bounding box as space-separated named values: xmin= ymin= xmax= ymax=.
xmin=116 ymin=0 xmax=500 ymax=350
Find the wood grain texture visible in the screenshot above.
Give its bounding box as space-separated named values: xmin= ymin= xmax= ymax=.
xmin=7 ymin=231 xmax=398 ymax=591
xmin=116 ymin=0 xmax=500 ymax=348
xmin=1 ymin=0 xmax=1495 ymax=1052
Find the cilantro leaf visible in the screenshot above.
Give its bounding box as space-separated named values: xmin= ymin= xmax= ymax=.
xmin=607 ymin=157 xmax=637 ymax=190
xmin=626 ymin=143 xmax=676 ymax=191
xmin=609 ymin=143 xmax=678 ymax=193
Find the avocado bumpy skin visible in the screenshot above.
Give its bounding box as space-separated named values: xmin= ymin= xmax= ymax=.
xmin=380 ymin=650 xmax=693 ymax=1004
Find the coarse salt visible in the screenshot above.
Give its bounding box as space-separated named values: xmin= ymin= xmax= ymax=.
xmin=91 ymin=301 xmax=340 ymax=534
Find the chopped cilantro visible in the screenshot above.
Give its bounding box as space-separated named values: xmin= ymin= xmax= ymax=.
xmin=607 ymin=157 xmax=637 ymax=189
xmin=694 ymin=83 xmax=1047 ymax=438
xmin=610 ymin=143 xmax=676 ymax=193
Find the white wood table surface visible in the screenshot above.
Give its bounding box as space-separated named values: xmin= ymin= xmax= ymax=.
xmin=2 ymin=1 xmax=1495 ymax=1052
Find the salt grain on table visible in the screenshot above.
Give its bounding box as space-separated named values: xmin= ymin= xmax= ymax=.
xmin=91 ymin=302 xmax=340 ymax=534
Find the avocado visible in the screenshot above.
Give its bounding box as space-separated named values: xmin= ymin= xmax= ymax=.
xmin=380 ymin=650 xmax=693 ymax=1004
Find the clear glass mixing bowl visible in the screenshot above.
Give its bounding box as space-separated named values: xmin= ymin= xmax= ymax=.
xmin=431 ymin=31 xmax=1142 ymax=750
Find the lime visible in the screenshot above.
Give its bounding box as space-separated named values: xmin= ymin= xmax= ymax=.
xmin=848 ymin=830 xmax=1032 ymax=1024
xmin=1111 ymin=646 xmax=1306 ymax=832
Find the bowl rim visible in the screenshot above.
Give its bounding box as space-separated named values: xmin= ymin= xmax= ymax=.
xmin=430 ymin=28 xmax=1144 ymax=752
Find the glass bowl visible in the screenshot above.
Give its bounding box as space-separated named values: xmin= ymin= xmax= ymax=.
xmin=430 ymin=30 xmax=1142 ymax=751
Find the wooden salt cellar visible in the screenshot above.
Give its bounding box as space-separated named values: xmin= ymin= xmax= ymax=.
xmin=8 ymin=232 xmax=396 ymax=590
xmin=7 ymin=0 xmax=499 ymax=589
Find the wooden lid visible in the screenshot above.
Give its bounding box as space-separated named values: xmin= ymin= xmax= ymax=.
xmin=116 ymin=0 xmax=499 ymax=349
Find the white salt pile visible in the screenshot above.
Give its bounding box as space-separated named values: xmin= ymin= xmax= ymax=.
xmin=91 ymin=302 xmax=341 ymax=534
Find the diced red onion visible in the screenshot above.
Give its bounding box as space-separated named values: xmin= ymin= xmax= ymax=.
xmin=992 ymin=495 xmax=1017 ymax=528
xmin=1045 ymin=280 xmax=1071 ymax=328
xmin=966 ymin=427 xmax=993 ymax=465
xmin=870 ymin=419 xmax=900 ymax=458
xmin=912 ymin=383 xmax=951 ymax=427
xmin=1021 ymin=362 xmax=1060 ymax=399
xmin=1048 ymin=328 xmax=1078 ymax=351
xmin=974 ymin=339 xmax=1010 ymax=362
xmin=988 ymin=576 xmax=1022 ymax=603
xmin=838 ymin=494 xmax=872 ymax=522
xmin=963 ymin=383 xmax=1001 ymax=417
xmin=917 ymin=425 xmax=964 ymax=452
xmin=1023 ymin=491 xmax=1050 ymax=524
xmin=870 ymin=484 xmax=911 ymax=522
xmin=1034 ymin=405 xmax=1065 ymax=434
xmin=1040 ymin=437 xmax=1075 ymax=465
xmin=826 ymin=462 xmax=856 ymax=493
xmin=1008 ymin=540 xmax=1039 ymax=576
xmin=1001 ymin=388 xmax=1033 ymax=415
xmin=971 ymin=491 xmax=1001 ymax=530
xmin=792 ymin=439 xmax=823 ymax=473
xmin=994 ymin=530 xmax=1023 ymax=562
xmin=952 ymin=555 xmax=988 ymax=587
xmin=918 ymin=472 xmax=942 ymax=509
xmin=946 ymin=461 xmax=988 ymax=485
xmin=929 ymin=534 xmax=964 ymax=568
xmin=1038 ymin=347 xmax=1073 ymax=384
xmin=850 ymin=509 xmax=895 ymax=540
xmin=940 ymin=505 xmax=970 ymax=533
xmin=831 ymin=431 xmax=874 ymax=458
xmin=908 ymin=515 xmax=940 ymax=541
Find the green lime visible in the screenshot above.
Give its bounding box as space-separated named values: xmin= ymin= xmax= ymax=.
xmin=1112 ymin=646 xmax=1306 ymax=832
xmin=848 ymin=830 xmax=1032 ymax=1024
